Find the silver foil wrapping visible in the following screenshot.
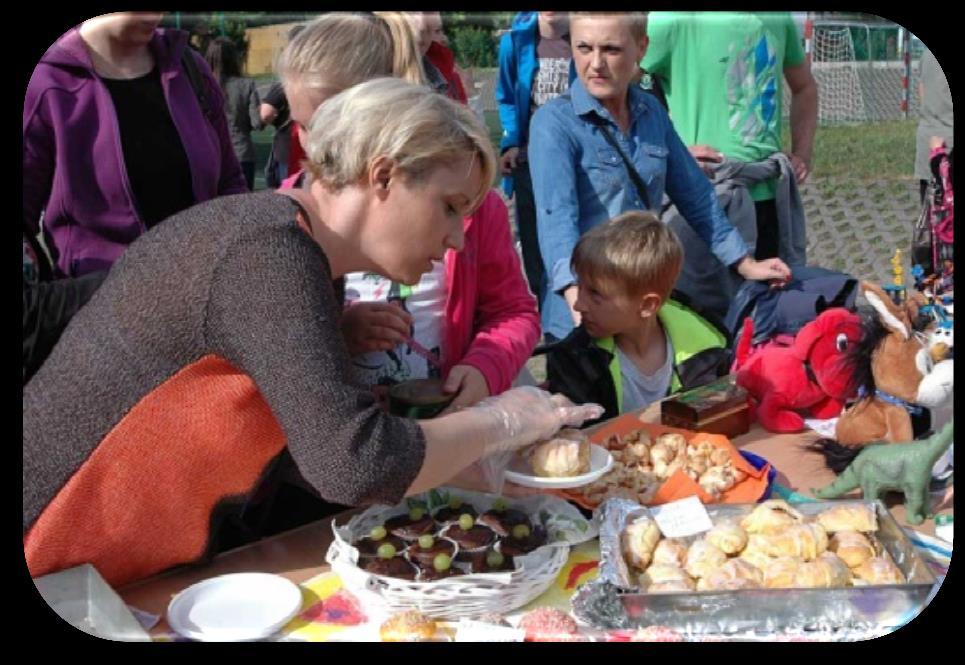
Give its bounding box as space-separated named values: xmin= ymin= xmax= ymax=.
xmin=573 ymin=499 xmax=938 ymax=637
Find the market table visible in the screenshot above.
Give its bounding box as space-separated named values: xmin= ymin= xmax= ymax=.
xmin=117 ymin=412 xmax=952 ymax=641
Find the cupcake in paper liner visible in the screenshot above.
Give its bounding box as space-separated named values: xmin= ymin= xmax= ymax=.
xmin=442 ymin=514 xmax=497 ymax=562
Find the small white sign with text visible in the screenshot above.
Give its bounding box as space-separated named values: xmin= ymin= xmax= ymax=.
xmin=650 ymin=496 xmax=714 ymax=538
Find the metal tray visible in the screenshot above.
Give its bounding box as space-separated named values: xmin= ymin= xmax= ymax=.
xmin=573 ymin=499 xmax=937 ymax=636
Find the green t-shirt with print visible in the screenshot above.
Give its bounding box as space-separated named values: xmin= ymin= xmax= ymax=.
xmin=642 ymin=12 xmax=806 ymax=201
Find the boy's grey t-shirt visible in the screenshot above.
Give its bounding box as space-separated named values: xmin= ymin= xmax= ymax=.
xmin=616 ymin=331 xmax=674 ymax=413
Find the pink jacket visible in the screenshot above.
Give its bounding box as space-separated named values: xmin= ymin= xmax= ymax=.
xmin=281 ymin=173 xmax=540 ymax=395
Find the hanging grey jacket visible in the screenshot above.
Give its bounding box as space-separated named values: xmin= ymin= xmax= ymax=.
xmin=663 ymin=153 xmax=807 ymax=321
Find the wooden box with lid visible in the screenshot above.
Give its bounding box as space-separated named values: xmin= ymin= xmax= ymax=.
xmin=660 ymin=375 xmax=750 ymax=438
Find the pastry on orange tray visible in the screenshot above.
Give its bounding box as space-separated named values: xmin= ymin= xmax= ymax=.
xmin=792 ymin=552 xmax=852 ymax=588
xmin=529 ymin=428 xmax=589 ymax=477
xmin=651 ymin=539 xmax=688 ymax=568
xmin=816 ymin=504 xmax=878 ymax=533
xmin=622 ymin=516 xmax=661 ymax=570
xmin=696 ymin=559 xmax=763 ymax=591
xmin=697 ymin=465 xmax=739 ymax=499
xmin=853 ymin=555 xmax=905 ymax=585
xmin=828 ymin=530 xmax=877 ymax=568
xmin=518 ymin=607 xmax=583 ymax=642
xmin=639 ymin=564 xmax=694 ymax=592
xmin=684 ymin=539 xmax=727 ymax=579
xmin=380 ymin=610 xmax=438 ymax=642
xmin=740 ymin=499 xmax=804 ymax=534
xmin=761 ymin=556 xmax=805 ymax=589
xmin=756 ymin=523 xmax=829 ymax=561
xmin=705 ymin=520 xmax=748 ymax=555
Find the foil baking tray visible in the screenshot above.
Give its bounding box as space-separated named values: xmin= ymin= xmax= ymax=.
xmin=572 ymin=499 xmax=937 ymax=637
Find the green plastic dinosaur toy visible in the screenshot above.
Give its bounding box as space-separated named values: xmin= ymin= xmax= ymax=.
xmin=812 ymin=421 xmax=954 ymax=524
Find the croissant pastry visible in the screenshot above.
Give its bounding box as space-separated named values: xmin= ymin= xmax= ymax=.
xmin=684 ymin=539 xmax=728 ymax=579
xmin=739 ymin=537 xmax=776 ymax=572
xmin=697 ymin=558 xmax=763 ymax=591
xmin=652 ymin=539 xmax=688 ymax=568
xmin=762 ymin=556 xmax=805 ymax=589
xmin=639 ymin=564 xmax=693 ymax=591
xmin=828 ymin=530 xmax=877 ymax=569
xmin=756 ymin=523 xmax=828 ymax=561
xmin=793 ymin=552 xmax=852 ymax=588
xmin=816 ymin=505 xmax=878 ymax=534
xmin=853 ymin=555 xmax=905 ymax=585
xmin=706 ymin=520 xmax=748 ymax=555
xmin=623 ymin=517 xmax=662 ymax=570
xmin=740 ymin=500 xmax=804 ymax=534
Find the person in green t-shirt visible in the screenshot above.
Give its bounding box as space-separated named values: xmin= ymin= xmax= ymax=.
xmin=642 ymin=12 xmax=817 ymax=260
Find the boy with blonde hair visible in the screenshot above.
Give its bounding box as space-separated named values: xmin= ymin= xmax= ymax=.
xmin=547 ymin=211 xmax=731 ymax=422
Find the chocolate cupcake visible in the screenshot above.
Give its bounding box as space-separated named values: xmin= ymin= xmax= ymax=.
xmin=362 ymin=555 xmax=419 ymax=580
xmin=467 ymin=547 xmax=516 ymax=574
xmin=477 ymin=500 xmax=530 ymax=537
xmin=432 ymin=499 xmax=478 ymax=526
xmin=354 ymin=525 xmax=406 ymax=558
xmin=384 ymin=507 xmax=435 ymax=540
xmin=416 ymin=561 xmax=460 ymax=581
xmin=406 ymin=535 xmax=458 ymax=567
xmin=442 ymin=515 xmax=496 ymax=562
xmin=497 ymin=524 xmax=548 ymax=557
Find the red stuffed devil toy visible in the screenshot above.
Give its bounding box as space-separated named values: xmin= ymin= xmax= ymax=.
xmin=735 ymin=308 xmax=863 ymax=433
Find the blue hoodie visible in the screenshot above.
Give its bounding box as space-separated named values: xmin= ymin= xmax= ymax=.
xmin=496 ymin=12 xmax=575 ymax=197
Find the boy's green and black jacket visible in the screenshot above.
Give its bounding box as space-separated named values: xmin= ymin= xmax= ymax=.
xmin=545 ymin=292 xmax=732 ymax=426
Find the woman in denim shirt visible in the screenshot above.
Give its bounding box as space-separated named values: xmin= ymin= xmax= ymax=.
xmin=529 ymin=12 xmax=790 ymax=341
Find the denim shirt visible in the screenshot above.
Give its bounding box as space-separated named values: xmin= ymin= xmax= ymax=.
xmin=528 ymin=77 xmax=750 ymax=339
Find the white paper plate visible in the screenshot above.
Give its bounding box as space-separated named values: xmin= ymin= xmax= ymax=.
xmin=504 ymin=444 xmax=614 ymax=489
xmin=167 ymin=573 xmax=302 ymax=642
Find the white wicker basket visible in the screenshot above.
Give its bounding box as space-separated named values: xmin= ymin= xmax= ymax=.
xmin=325 ymin=488 xmax=596 ymax=619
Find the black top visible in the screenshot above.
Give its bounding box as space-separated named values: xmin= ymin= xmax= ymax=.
xmin=262 ymin=82 xmax=290 ymax=129
xmin=102 ymin=68 xmax=195 ymax=229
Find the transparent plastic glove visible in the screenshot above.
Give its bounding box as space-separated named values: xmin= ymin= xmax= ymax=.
xmin=468 ymin=386 xmax=605 ymax=494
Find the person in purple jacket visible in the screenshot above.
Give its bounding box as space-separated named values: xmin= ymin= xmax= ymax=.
xmin=23 ymin=12 xmax=247 ymax=278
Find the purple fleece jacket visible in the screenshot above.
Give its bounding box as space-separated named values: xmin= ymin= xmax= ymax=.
xmin=23 ymin=27 xmax=247 ymax=277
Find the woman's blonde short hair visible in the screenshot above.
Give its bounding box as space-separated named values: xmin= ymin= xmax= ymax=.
xmin=571 ymin=211 xmax=682 ymax=301
xmin=570 ymin=12 xmax=649 ymax=41
xmin=278 ymin=12 xmax=424 ymax=94
xmin=303 ymin=77 xmax=496 ymax=211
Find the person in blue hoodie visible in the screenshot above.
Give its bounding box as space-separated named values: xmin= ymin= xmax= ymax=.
xmin=496 ymin=12 xmax=575 ymax=315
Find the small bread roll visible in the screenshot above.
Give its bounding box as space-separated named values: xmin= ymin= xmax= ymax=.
xmin=656 ymin=433 xmax=688 ymax=457
xmin=697 ymin=558 xmax=763 ymax=591
xmin=380 ymin=610 xmax=437 ymax=642
xmin=652 ymin=539 xmax=688 ymax=568
xmin=531 ymin=429 xmax=590 ymax=478
xmin=757 ymin=523 xmax=828 ymax=561
xmin=639 ymin=564 xmax=693 ymax=591
xmin=623 ymin=517 xmax=662 ymax=570
xmin=828 ymin=530 xmax=877 ymax=569
xmin=793 ymin=552 xmax=852 ymax=588
xmin=706 ymin=521 xmax=749 ymax=555
xmin=684 ymin=539 xmax=728 ymax=579
xmin=698 ymin=466 xmax=737 ymax=498
xmin=816 ymin=505 xmax=878 ymax=533
xmin=739 ymin=537 xmax=776 ymax=572
xmin=762 ymin=556 xmax=804 ymax=589
xmin=853 ymin=555 xmax=905 ymax=585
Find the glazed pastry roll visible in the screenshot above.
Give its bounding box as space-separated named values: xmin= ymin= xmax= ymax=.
xmin=740 ymin=500 xmax=804 ymax=534
xmin=684 ymin=539 xmax=728 ymax=579
xmin=739 ymin=537 xmax=776 ymax=572
xmin=816 ymin=504 xmax=878 ymax=533
xmin=706 ymin=520 xmax=748 ymax=555
xmin=622 ymin=517 xmax=662 ymax=570
xmin=652 ymin=539 xmax=688 ymax=568
xmin=853 ymin=555 xmax=905 ymax=585
xmin=697 ymin=559 xmax=763 ymax=591
xmin=828 ymin=530 xmax=877 ymax=569
xmin=757 ymin=523 xmax=829 ymax=560
xmin=793 ymin=552 xmax=852 ymax=588
xmin=639 ymin=564 xmax=694 ymax=592
xmin=762 ymin=556 xmax=805 ymax=589
xmin=530 ymin=429 xmax=590 ymax=477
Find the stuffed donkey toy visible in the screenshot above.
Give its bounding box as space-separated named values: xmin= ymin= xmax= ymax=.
xmin=812 ymin=281 xmax=954 ymax=472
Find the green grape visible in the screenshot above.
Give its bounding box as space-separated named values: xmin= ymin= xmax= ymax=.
xmin=458 ymin=514 xmax=475 ymax=531
xmin=448 ymin=496 xmax=463 ymax=510
xmin=409 ymin=506 xmax=426 ymax=521
xmin=492 ymin=497 xmax=508 ymax=512
xmin=369 ymin=525 xmax=387 ymax=541
xmin=433 ymin=553 xmax=452 ymax=572
xmin=377 ymin=543 xmax=396 ymax=559
xmin=418 ymin=535 xmax=435 ymax=550
xmin=486 ymin=550 xmax=505 ymax=568
xmin=512 ymin=524 xmax=531 ymax=540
